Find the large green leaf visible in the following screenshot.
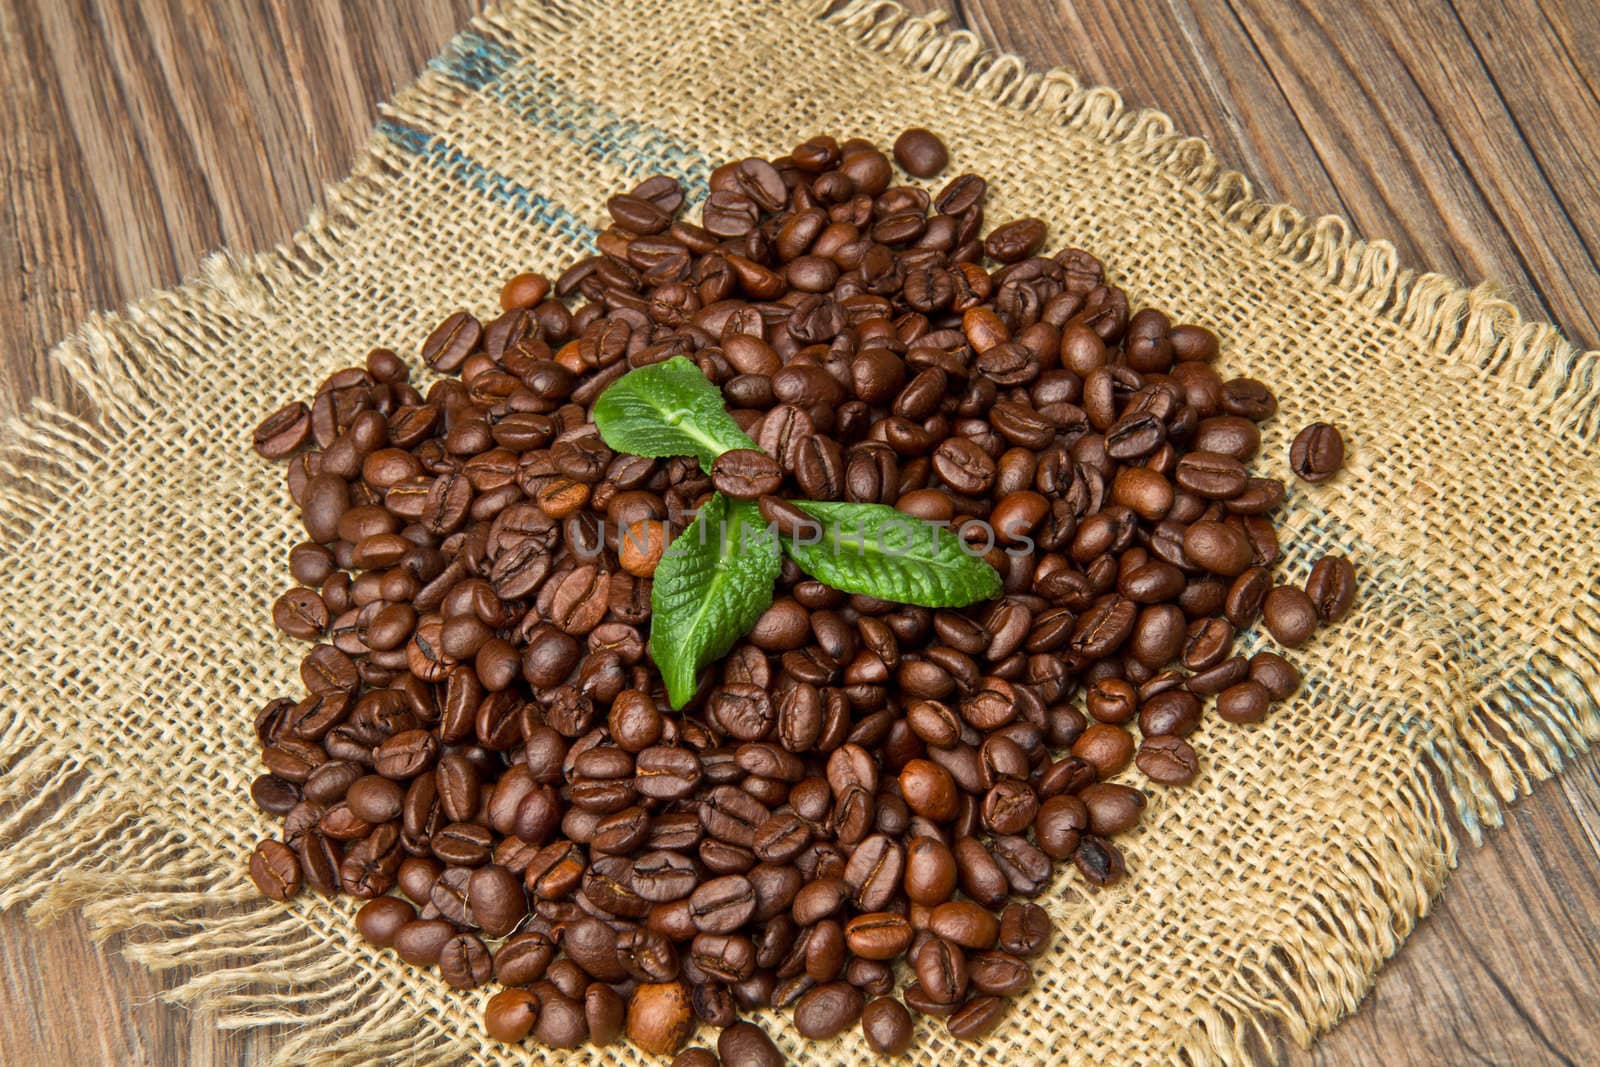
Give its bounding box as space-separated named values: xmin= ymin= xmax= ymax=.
xmin=650 ymin=494 xmax=781 ymax=708
xmin=592 ymin=356 xmax=757 ymax=469
xmin=781 ymin=500 xmax=1001 ymax=608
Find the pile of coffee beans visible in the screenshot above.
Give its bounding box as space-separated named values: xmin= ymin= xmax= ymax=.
xmin=248 ymin=127 xmax=1352 ymax=1059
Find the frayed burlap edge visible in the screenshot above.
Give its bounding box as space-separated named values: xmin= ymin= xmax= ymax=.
xmin=1 ymin=1 xmax=1597 ymax=1064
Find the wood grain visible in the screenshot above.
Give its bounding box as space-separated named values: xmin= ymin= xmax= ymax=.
xmin=1 ymin=1 xmax=1597 ymax=1063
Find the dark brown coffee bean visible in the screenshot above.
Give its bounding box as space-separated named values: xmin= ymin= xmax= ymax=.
xmin=998 ymin=901 xmax=1051 ymax=957
xmin=1138 ymin=689 xmax=1201 ymax=737
xmin=485 ymin=988 xmax=540 ymax=1043
xmin=719 ymin=1021 xmax=783 ymax=1067
xmin=850 ymin=995 xmax=912 ymax=1056
xmin=689 ymin=875 xmax=757 ymax=934
xmin=1187 ymin=655 xmax=1249 ymax=696
xmin=1071 ymin=722 xmax=1133 ymax=778
xmin=1073 ymin=835 xmax=1126 ymax=887
xmin=913 ymin=935 xmax=968 ymax=1004
xmin=1217 ymin=680 xmax=1273 ymax=724
xmin=843 ymin=911 xmax=913 ymax=960
xmin=423 ymin=312 xmax=482 ymax=372
xmin=250 ymin=774 xmax=300 ymax=816
xmin=899 ymin=759 xmax=959 ymax=822
xmin=248 ymin=839 xmax=302 ymax=901
xmin=929 ymin=900 xmax=1000 ymax=950
xmin=1289 ymin=422 xmax=1344 ymax=482
xmin=468 ymin=864 xmax=525 ymax=937
xmin=1137 ymin=735 xmax=1200 ymax=785
xmin=946 ymin=995 xmax=1007 ymax=1041
xmin=496 ymin=930 xmax=556 ymax=985
xmin=1034 ymin=794 xmax=1087 ymax=859
xmin=1305 ymin=554 xmax=1357 ymax=622
xmin=711 ymin=449 xmax=782 ymax=499
xmin=1224 ymin=566 xmax=1272 ymax=628
xmin=394 ymin=918 xmax=457 ymax=967
xmin=893 ymin=127 xmax=949 ymax=177
xmin=1078 ymin=783 xmax=1146 ymax=835
xmin=254 ymin=402 xmax=312 ymax=458
xmin=374 ymin=729 xmax=438 ymax=779
xmin=968 ymin=951 xmax=1032 ymax=996
xmin=535 ymin=988 xmax=590 ymax=1050
xmin=1263 ymin=585 xmax=1319 ymax=646
xmin=1183 ymin=520 xmax=1252 ymax=576
xmin=794 ymin=980 xmax=865 ymax=1040
xmin=1193 ymin=415 xmax=1260 ymax=461
xmin=356 ymin=895 xmax=416 ymax=947
xmin=1249 ymin=650 xmax=1300 ymax=700
xmin=904 ymin=836 xmax=958 ymax=906
xmin=1175 ymin=450 xmax=1247 ymax=499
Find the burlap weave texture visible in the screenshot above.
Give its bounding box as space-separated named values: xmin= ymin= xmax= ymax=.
xmin=3 ymin=1 xmax=1599 ymax=1063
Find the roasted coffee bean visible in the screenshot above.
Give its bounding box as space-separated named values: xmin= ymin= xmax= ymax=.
xmin=1078 ymin=783 xmax=1146 ymax=835
xmin=998 ymin=901 xmax=1052 ymax=957
xmin=930 ymin=899 xmax=1000 ymax=951
xmin=712 ymin=449 xmax=783 ymax=499
xmin=1183 ymin=520 xmax=1252 ymax=576
xmin=913 ymin=935 xmax=968 ymax=1004
xmin=1224 ymin=566 xmax=1272 ymax=629
xmin=904 ymin=836 xmax=958 ymax=906
xmin=1217 ymin=680 xmax=1272 ymax=724
xmin=968 ymin=951 xmax=1032 ymax=996
xmin=894 ymin=127 xmax=949 ymax=177
xmin=536 ymin=988 xmax=591 ymax=1050
xmin=689 ymin=875 xmax=758 ymax=934
xmin=250 ymin=774 xmax=301 ymax=816
xmin=394 ymin=918 xmax=457 ymax=967
xmin=845 ymin=911 xmax=914 ymax=960
xmin=485 ymin=989 xmax=541 ymax=1044
xmin=1138 ymin=689 xmax=1201 ymax=737
xmin=1250 ymin=650 xmax=1301 ymax=700
xmin=496 ymin=930 xmax=556 ymax=985
xmin=439 ymin=932 xmax=493 ymax=989
xmin=628 ymin=982 xmax=694 ymax=1055
xmin=249 ymin=840 xmax=302 ymax=901
xmin=1034 ymin=794 xmax=1087 ymax=859
xmin=254 ymin=402 xmax=312 ymax=459
xmin=794 ymin=981 xmax=865 ymax=1040
xmin=1137 ymin=735 xmax=1200 ymax=785
xmin=468 ymin=864 xmax=526 ymax=937
xmin=1073 ymin=836 xmax=1126 ymax=887
xmin=1289 ymin=422 xmax=1344 ymax=482
xmin=718 ymin=1023 xmax=782 ymax=1067
xmin=1305 ymin=554 xmax=1357 ymax=622
xmin=856 ymin=996 xmax=913 ymax=1055
xmin=1263 ymin=585 xmax=1319 ymax=647
xmin=1071 ymin=723 xmax=1134 ymax=778
xmin=947 ymin=995 xmax=1007 ymax=1041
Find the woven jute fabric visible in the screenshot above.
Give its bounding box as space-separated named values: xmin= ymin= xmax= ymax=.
xmin=3 ymin=1 xmax=1599 ymax=1063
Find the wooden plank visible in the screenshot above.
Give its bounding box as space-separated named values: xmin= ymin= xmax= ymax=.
xmin=1 ymin=1 xmax=1597 ymax=1063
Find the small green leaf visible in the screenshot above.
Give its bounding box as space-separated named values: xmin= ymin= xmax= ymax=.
xmin=650 ymin=493 xmax=781 ymax=708
xmin=780 ymin=501 xmax=1001 ymax=608
xmin=592 ymin=356 xmax=757 ymax=469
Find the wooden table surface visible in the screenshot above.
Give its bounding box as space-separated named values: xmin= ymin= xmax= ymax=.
xmin=2 ymin=1 xmax=1597 ymax=1063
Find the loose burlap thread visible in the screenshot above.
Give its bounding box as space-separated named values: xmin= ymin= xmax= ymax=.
xmin=3 ymin=1 xmax=1599 ymax=1063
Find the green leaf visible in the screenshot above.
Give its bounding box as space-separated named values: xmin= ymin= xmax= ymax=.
xmin=780 ymin=501 xmax=1002 ymax=608
xmin=650 ymin=493 xmax=781 ymax=708
xmin=592 ymin=356 xmax=757 ymax=469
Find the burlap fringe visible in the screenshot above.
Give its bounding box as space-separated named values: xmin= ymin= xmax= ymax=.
xmin=2 ymin=1 xmax=1598 ymax=1063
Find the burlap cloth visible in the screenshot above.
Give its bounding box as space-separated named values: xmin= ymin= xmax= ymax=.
xmin=3 ymin=1 xmax=1598 ymax=1063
